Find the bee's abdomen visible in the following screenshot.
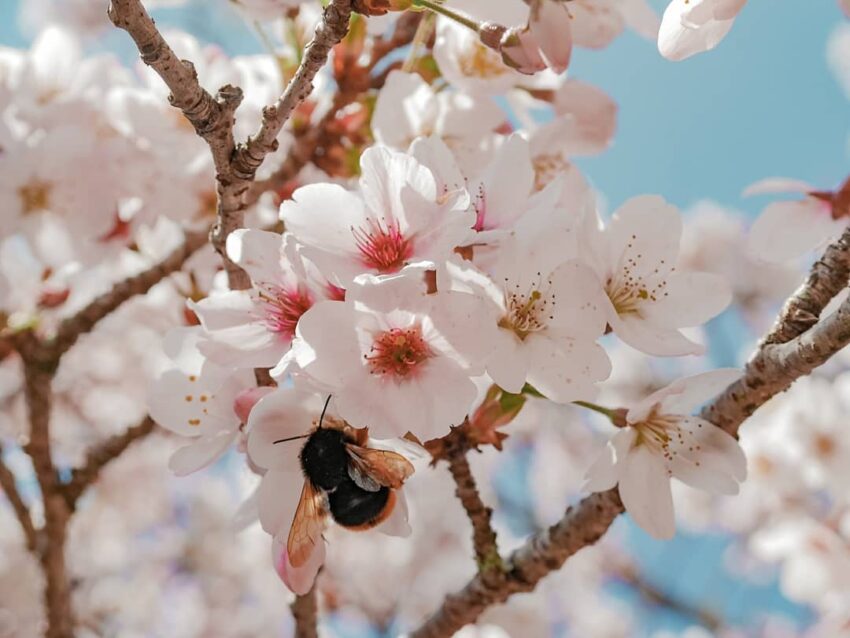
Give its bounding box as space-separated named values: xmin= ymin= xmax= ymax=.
xmin=328 ymin=479 xmax=391 ymax=528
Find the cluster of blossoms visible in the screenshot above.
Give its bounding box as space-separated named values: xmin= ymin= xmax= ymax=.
xmin=153 ymin=88 xmax=741 ymax=592
xmin=2 ymin=0 xmax=849 ymax=635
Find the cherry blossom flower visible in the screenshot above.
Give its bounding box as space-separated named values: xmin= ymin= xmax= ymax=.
xmin=499 ymin=0 xmax=573 ymax=75
xmin=283 ymin=270 xmax=498 ymax=439
xmin=658 ymin=0 xmax=747 ymax=61
xmin=149 ymin=328 xmax=254 ymax=475
xmin=191 ymin=229 xmax=336 ymax=369
xmin=246 ymin=387 xmax=422 ymax=594
xmin=371 ymin=70 xmax=504 ymax=154
xmin=746 ymin=176 xmax=850 ymax=263
xmin=280 ymin=145 xmax=472 ymax=288
xmin=581 ymin=195 xmax=732 ymax=356
xmin=584 ymin=369 xmax=747 ymax=539
xmin=445 ymin=185 xmax=611 ymax=402
xmin=434 ymin=7 xmax=524 ymax=97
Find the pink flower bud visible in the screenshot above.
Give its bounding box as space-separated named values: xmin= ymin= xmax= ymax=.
xmin=233 ymin=386 xmax=276 ymax=424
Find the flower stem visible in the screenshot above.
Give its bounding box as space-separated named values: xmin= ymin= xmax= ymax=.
xmin=573 ymin=401 xmax=627 ymax=427
xmin=411 ymin=0 xmax=481 ymax=33
xmin=402 ymin=11 xmax=436 ymax=72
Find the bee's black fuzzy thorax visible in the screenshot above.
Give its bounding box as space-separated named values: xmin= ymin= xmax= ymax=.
xmin=300 ymin=428 xmax=351 ymax=490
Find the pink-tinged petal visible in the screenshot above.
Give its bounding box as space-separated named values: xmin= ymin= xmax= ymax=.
xmin=372 ymin=70 xmax=437 ymax=148
xmin=499 ymin=28 xmax=548 ymax=75
xmin=426 ymin=290 xmax=501 ymax=373
xmin=367 ymin=436 xmax=429 ymax=462
xmin=569 ymin=0 xmax=625 ymax=49
xmin=748 ymin=199 xmax=842 ymax=263
xmin=547 ymin=260 xmax=608 ymax=339
xmin=641 ymin=271 xmax=732 ymax=329
xmin=190 ymin=290 xmax=257 ymax=332
xmin=528 ymin=0 xmax=573 ymax=73
xmin=233 ymin=386 xmax=276 ymax=423
xmin=376 ymin=489 xmax=412 ymax=537
xmin=583 ymin=428 xmax=636 ymax=492
xmin=226 ymin=228 xmax=284 ymax=285
xmin=486 ymin=329 xmax=531 ymax=394
xmin=742 ymin=177 xmax=815 ymax=197
xmin=619 ymin=445 xmax=676 ymax=539
xmin=258 ymin=469 xmax=304 ymax=534
xmin=479 ymin=134 xmax=536 ymax=231
xmin=273 ymin=532 xmax=326 ymax=596
xmin=609 ymin=311 xmax=705 ymax=357
xmin=525 ymin=336 xmax=611 ymax=404
xmin=292 ymin=301 xmax=365 ymax=386
xmin=359 ymin=145 xmax=438 ymax=228
xmin=246 ymin=388 xmax=320 ymax=470
xmin=841 ymin=0 xmax=850 ymax=18
xmin=667 ymin=450 xmax=739 ymax=494
xmin=280 ymin=183 xmax=366 ymax=253
xmin=709 ymin=0 xmax=747 ymax=21
xmin=607 ymin=195 xmax=682 ymax=280
xmin=196 ymin=326 xmax=286 ymax=370
xmin=436 ymin=92 xmax=506 ymax=143
xmin=619 ymin=0 xmax=661 ymax=40
xmin=409 ymin=136 xmax=466 ymax=196
xmin=658 ymin=0 xmax=737 ymax=61
xmin=149 ymin=369 xmax=234 ymax=437
xmin=647 ymin=369 xmax=740 ymax=417
xmin=677 ymin=416 xmax=747 ymax=482
xmin=168 ymin=429 xmax=239 ymax=476
xmin=553 ymin=80 xmax=617 ymax=155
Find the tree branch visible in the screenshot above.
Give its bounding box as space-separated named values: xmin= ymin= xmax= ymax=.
xmin=22 ymin=359 xmax=74 ymax=638
xmin=48 ymin=229 xmax=208 ymax=359
xmin=291 ymin=585 xmax=319 ymax=638
xmin=230 ymin=0 xmax=353 ymax=183
xmin=411 ymin=238 xmax=850 ymax=637
xmin=62 ymin=416 xmax=156 ymax=508
xmin=0 ymin=442 xmax=39 ymax=552
xmin=107 ymin=0 xmax=242 ymax=176
xmin=445 ymin=450 xmax=503 ymax=573
xmin=760 ymin=225 xmax=850 ymax=346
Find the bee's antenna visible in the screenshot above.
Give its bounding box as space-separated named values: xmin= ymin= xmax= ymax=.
xmin=319 ymin=394 xmax=332 ymax=428
xmin=272 ymin=434 xmax=309 ymax=445
xmin=273 ymin=396 xmax=333 ymax=445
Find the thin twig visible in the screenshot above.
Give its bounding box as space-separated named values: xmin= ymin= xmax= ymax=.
xmin=48 ymin=230 xmax=208 ymax=359
xmin=445 ymin=451 xmax=503 ymax=574
xmin=291 ymin=585 xmax=319 ymax=638
xmin=0 ymin=442 xmax=39 ymax=552
xmin=62 ymin=416 xmax=157 ymax=508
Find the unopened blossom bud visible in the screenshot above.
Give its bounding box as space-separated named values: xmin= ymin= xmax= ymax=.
xmin=499 ymin=27 xmax=547 ymax=75
xmin=352 ymin=0 xmax=412 ymax=16
xmin=233 ymin=386 xmax=276 ymax=424
xmin=478 ymin=21 xmax=507 ymax=50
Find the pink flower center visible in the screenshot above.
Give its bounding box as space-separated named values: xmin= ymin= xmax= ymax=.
xmin=261 ymin=286 xmax=313 ymax=340
xmin=365 ymin=326 xmax=432 ymax=378
xmin=351 ymin=218 xmax=413 ymax=274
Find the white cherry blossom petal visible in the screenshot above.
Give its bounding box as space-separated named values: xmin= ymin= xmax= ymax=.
xmin=748 ymin=199 xmax=843 ymax=263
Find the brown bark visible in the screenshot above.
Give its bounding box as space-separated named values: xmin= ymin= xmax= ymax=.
xmin=0 ymin=443 xmax=38 ymax=552
xmin=62 ymin=416 xmax=157 ymax=508
xmin=291 ymin=585 xmax=319 ymax=638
